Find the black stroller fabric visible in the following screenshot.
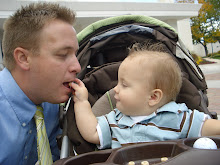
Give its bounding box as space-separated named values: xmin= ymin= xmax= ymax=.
xmin=65 ymin=15 xmax=210 ymax=155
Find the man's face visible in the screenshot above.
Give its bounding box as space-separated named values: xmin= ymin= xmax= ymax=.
xmin=28 ymin=19 xmax=81 ymax=104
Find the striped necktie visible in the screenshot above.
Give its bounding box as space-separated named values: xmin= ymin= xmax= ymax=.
xmin=34 ymin=105 xmax=53 ymax=165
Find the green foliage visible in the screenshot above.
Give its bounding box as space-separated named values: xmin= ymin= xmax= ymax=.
xmin=175 ymin=0 xmax=195 ymax=2
xmin=177 ymin=0 xmax=220 ymax=56
xmin=209 ymin=0 xmax=220 ymax=22
xmin=208 ymin=51 xmax=220 ymax=59
xmin=191 ymin=0 xmax=220 ymax=56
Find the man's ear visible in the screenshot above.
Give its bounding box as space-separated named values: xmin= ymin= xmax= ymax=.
xmin=148 ymin=89 xmax=163 ymax=107
xmin=13 ymin=47 xmax=30 ymax=71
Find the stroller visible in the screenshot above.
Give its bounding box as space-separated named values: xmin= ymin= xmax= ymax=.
xmin=55 ymin=15 xmax=220 ymax=165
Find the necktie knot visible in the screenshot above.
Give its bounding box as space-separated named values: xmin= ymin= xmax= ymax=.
xmin=35 ymin=106 xmax=44 ymax=119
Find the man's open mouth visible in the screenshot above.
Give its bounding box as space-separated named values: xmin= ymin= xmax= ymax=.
xmin=63 ymin=82 xmax=71 ymax=89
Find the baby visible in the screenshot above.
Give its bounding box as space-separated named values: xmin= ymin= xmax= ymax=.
xmin=70 ymin=42 xmax=220 ymax=149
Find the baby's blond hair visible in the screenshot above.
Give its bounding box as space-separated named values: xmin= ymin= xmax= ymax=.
xmin=127 ymin=40 xmax=182 ymax=102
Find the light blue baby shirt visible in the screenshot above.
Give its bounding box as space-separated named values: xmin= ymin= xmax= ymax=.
xmin=97 ymin=101 xmax=207 ymax=149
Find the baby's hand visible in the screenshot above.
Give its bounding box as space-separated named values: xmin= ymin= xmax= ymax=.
xmin=69 ymin=78 xmax=88 ymax=102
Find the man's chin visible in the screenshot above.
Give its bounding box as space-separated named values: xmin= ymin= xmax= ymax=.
xmin=50 ymin=94 xmax=70 ymax=104
xmin=60 ymin=95 xmax=71 ymax=104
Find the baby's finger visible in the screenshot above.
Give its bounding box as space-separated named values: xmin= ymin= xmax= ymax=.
xmin=69 ymin=81 xmax=78 ymax=89
xmin=73 ymin=78 xmax=85 ymax=87
xmin=69 ymin=79 xmax=85 ymax=88
xmin=69 ymin=78 xmax=84 ymax=89
xmin=72 ymin=90 xmax=75 ymax=96
xmin=68 ymin=84 xmax=76 ymax=96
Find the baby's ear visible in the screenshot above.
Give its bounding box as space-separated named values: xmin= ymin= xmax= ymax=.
xmin=148 ymin=89 xmax=163 ymax=107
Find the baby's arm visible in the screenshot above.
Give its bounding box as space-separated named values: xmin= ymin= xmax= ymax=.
xmin=69 ymin=78 xmax=100 ymax=144
xmin=201 ymin=118 xmax=220 ymax=136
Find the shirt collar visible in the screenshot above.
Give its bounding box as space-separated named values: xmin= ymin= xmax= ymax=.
xmin=130 ymin=113 xmax=156 ymax=123
xmin=115 ymin=111 xmax=134 ymax=127
xmin=113 ymin=101 xmax=188 ymax=127
xmin=115 ymin=109 xmax=157 ymax=127
xmin=156 ymin=101 xmax=188 ymax=113
xmin=0 ymin=68 xmax=36 ymax=126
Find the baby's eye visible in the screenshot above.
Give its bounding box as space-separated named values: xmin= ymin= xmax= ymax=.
xmin=122 ymin=82 xmax=128 ymax=87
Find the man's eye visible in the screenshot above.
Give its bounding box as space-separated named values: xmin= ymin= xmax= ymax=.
xmin=58 ymin=54 xmax=68 ymax=58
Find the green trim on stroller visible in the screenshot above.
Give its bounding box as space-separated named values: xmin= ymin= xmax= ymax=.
xmin=77 ymin=15 xmax=177 ymax=43
xmin=106 ymin=91 xmax=114 ymax=111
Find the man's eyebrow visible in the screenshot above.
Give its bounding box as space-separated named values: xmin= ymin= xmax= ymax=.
xmin=57 ymin=46 xmax=78 ymax=52
xmin=60 ymin=46 xmax=74 ymax=50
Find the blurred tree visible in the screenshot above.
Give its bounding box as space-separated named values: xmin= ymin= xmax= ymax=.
xmin=175 ymin=0 xmax=195 ymax=3
xmin=208 ymin=0 xmax=220 ymax=41
xmin=176 ymin=0 xmax=220 ymax=56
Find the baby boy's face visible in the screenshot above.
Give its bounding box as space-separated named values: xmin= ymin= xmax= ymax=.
xmin=114 ymin=57 xmax=153 ymax=116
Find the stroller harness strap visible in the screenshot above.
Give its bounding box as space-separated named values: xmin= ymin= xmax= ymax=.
xmin=34 ymin=106 xmax=53 ymax=165
xmin=106 ymin=91 xmax=114 ymax=111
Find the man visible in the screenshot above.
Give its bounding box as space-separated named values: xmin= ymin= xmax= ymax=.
xmin=0 ymin=2 xmax=81 ymax=164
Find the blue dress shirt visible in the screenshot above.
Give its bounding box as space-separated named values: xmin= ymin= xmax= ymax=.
xmin=0 ymin=68 xmax=61 ymax=165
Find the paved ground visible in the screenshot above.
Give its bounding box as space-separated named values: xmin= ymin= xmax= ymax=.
xmin=199 ymin=58 xmax=220 ymax=119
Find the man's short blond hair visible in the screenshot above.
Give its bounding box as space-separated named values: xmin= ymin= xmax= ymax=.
xmin=2 ymin=2 xmax=76 ymax=71
xmin=128 ymin=40 xmax=182 ymax=102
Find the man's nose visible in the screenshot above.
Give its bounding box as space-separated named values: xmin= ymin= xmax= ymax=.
xmin=69 ymin=55 xmax=81 ymax=73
